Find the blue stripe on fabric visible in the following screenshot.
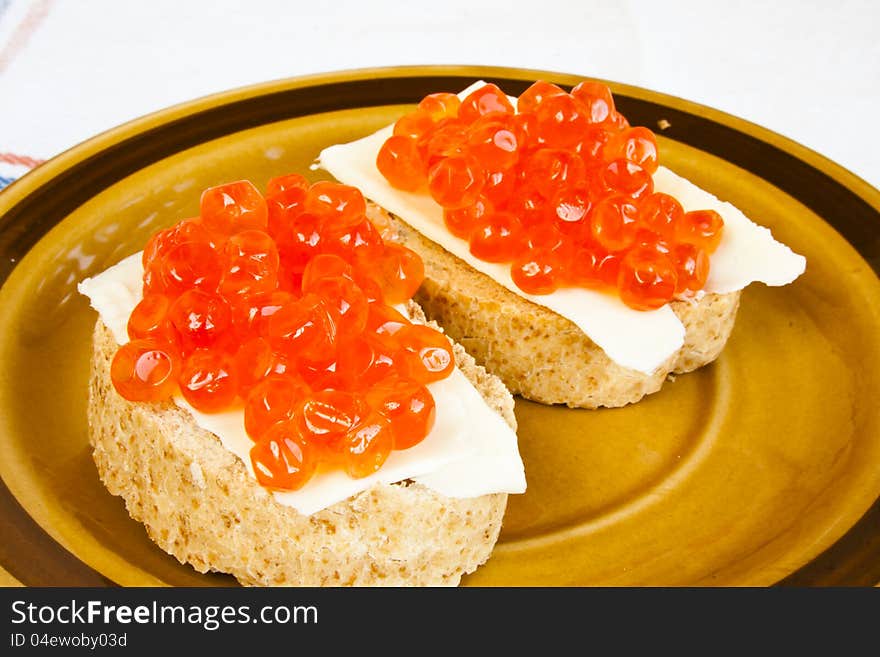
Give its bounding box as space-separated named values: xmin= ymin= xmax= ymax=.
xmin=0 ymin=175 xmax=16 ymax=190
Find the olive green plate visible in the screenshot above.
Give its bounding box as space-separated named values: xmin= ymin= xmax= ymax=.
xmin=1 ymin=66 xmax=879 ymax=586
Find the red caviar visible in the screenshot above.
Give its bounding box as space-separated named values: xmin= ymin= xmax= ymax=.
xmin=111 ymin=175 xmax=454 ymax=491
xmin=179 ymin=348 xmax=238 ymax=412
xmin=366 ymin=378 xmax=436 ymax=450
xmin=376 ymin=135 xmax=424 ymax=192
xmin=459 ymin=83 xmax=515 ymax=122
xmin=617 ymin=248 xmax=678 ymax=311
xmin=200 ymin=180 xmax=267 ymax=233
xmin=469 ymin=211 xmax=523 ymax=262
xmin=127 ymin=294 xmax=176 ymax=344
xmin=342 ymin=410 xmax=394 ymax=478
xmin=394 ymin=325 xmax=456 ymax=385
xmin=251 ymin=420 xmax=317 ymax=491
xmin=110 ymin=340 xmax=179 ymax=402
xmin=418 ymin=92 xmax=461 ymax=121
xmin=427 ymin=154 xmax=485 ymax=209
xmin=377 ymin=80 xmax=724 ymax=310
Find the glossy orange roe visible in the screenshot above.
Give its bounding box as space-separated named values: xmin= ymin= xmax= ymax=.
xmin=377 ymin=80 xmax=725 ymax=310
xmin=112 ymin=176 xmax=453 ymax=491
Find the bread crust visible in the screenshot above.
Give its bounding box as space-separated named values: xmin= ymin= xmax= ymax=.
xmin=88 ymin=314 xmax=513 ymax=587
xmin=379 ymin=207 xmax=741 ymax=408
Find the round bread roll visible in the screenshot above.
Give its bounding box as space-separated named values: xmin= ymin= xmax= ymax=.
xmin=373 ymin=206 xmax=741 ymax=409
xmin=87 ymin=310 xmax=515 ymax=587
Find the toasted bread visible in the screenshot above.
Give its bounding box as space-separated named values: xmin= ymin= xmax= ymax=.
xmin=369 ymin=204 xmax=741 ymax=409
xmin=87 ymin=303 xmax=515 ymax=587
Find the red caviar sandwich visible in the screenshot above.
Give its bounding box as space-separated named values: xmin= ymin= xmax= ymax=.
xmin=79 ymin=175 xmax=525 ymax=586
xmin=319 ymin=80 xmax=806 ymax=408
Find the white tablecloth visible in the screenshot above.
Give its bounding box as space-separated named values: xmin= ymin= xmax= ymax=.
xmin=0 ymin=0 xmax=877 ymax=190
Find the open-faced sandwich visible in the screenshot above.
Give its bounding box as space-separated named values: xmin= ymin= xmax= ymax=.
xmin=78 ymin=175 xmax=525 ymax=586
xmin=319 ymin=80 xmax=807 ymax=408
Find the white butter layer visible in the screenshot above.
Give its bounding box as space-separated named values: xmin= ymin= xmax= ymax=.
xmin=318 ymin=81 xmax=806 ymax=374
xmin=78 ymin=253 xmax=525 ymax=516
xmin=652 ymin=167 xmax=806 ymax=294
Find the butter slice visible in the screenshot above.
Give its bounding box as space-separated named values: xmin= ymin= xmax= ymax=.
xmin=653 ymin=167 xmax=806 ymax=294
xmin=318 ymin=81 xmax=806 ymax=374
xmin=78 ymin=254 xmax=525 ymax=516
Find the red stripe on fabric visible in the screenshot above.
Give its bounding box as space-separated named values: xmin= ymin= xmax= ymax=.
xmin=0 ymin=152 xmax=45 ymax=168
xmin=0 ymin=0 xmax=53 ymax=73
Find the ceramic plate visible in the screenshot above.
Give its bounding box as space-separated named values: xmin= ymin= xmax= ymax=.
xmin=1 ymin=66 xmax=879 ymax=586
